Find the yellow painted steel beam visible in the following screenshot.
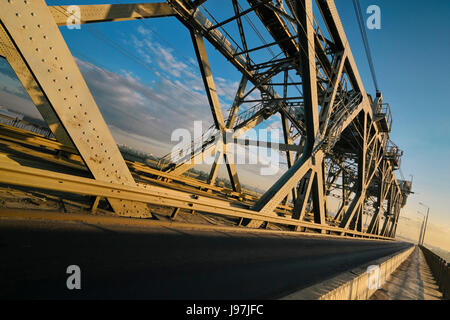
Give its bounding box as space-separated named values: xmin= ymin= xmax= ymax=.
xmin=0 ymin=159 xmax=393 ymax=240
xmin=49 ymin=3 xmax=175 ymax=26
xmin=0 ymin=123 xmax=77 ymax=154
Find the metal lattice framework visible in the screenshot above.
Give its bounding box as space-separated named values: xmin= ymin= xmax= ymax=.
xmin=0 ymin=0 xmax=412 ymax=239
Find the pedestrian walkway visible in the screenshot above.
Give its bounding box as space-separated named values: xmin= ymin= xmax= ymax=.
xmin=371 ymin=246 xmax=442 ymax=300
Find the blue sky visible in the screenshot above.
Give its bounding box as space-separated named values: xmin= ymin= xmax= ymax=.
xmin=0 ymin=1 xmax=449 ymax=248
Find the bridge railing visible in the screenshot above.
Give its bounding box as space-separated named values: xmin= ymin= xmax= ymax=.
xmin=419 ymin=245 xmax=450 ymax=299
xmin=0 ymin=114 xmax=54 ymax=138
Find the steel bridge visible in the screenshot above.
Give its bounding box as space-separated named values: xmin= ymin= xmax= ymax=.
xmin=0 ymin=0 xmax=413 ymax=241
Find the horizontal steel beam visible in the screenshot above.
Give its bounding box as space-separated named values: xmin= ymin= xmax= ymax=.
xmin=0 ymin=159 xmax=393 ymax=240
xmin=49 ymin=2 xmax=175 ymax=26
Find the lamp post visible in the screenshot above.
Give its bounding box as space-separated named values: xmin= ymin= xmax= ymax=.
xmin=419 ymin=202 xmax=430 ymax=246
xmin=416 ymin=211 xmax=425 ymax=245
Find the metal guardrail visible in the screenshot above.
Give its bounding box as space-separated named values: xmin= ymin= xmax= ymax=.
xmin=419 ymin=245 xmax=450 ymax=299
xmin=375 ymin=103 xmax=392 ymax=132
xmin=0 ymin=114 xmax=54 ymax=138
xmin=384 ymin=140 xmax=403 ymax=170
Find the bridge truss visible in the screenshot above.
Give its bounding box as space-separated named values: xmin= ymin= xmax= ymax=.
xmin=0 ymin=0 xmax=412 ymax=239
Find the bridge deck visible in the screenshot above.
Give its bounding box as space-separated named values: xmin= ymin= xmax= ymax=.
xmin=0 ymin=208 xmax=410 ymax=299
xmin=371 ymin=247 xmax=443 ymax=300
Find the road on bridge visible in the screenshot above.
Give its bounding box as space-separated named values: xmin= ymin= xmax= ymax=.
xmin=0 ymin=210 xmax=412 ymax=299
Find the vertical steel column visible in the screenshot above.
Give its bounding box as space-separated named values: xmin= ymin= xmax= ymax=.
xmin=292 ymin=169 xmax=313 ymax=220
xmin=191 ymin=30 xmax=241 ymax=192
xmin=339 ymin=112 xmax=366 ymax=230
xmin=297 ymin=0 xmax=325 ymax=225
xmin=367 ymin=163 xmax=387 ymax=234
xmin=380 ymin=188 xmax=393 ymax=236
xmin=281 ymin=112 xmax=297 ymax=202
xmin=319 ymin=49 xmax=346 ymax=135
xmin=226 ymin=75 xmax=247 ymax=128
xmin=389 ymin=190 xmax=402 ymax=237
xmin=252 ymin=0 xmax=325 ymax=227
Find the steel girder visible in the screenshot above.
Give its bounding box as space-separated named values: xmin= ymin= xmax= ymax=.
xmin=0 ymin=159 xmax=393 ymax=240
xmin=0 ymin=0 xmax=410 ymax=238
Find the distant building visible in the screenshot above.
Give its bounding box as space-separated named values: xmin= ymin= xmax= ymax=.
xmin=0 ymin=106 xmax=24 ymax=120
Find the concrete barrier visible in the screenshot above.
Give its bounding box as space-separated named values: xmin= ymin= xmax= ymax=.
xmin=282 ymin=245 xmax=415 ymax=300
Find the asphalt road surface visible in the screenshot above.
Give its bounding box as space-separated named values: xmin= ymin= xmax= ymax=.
xmin=0 ymin=211 xmax=412 ymax=299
